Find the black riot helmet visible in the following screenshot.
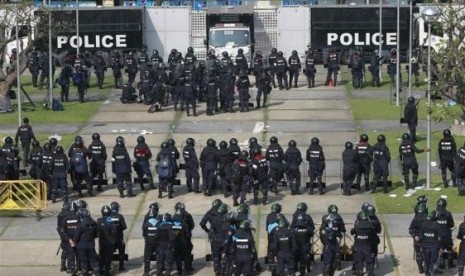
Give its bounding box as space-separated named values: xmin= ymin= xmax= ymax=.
xmin=328 ymin=204 xmax=338 ymax=214
xmin=92 ymin=133 xmax=100 ymax=141
xmin=55 ymin=146 xmax=64 ymax=154
xmin=408 ymin=96 xmax=415 ymax=104
xmin=187 ymin=46 xmax=194 ymax=53
xmin=377 ymin=134 xmax=386 ymax=143
xmin=212 ymin=198 xmax=223 ymax=209
xmin=437 ymin=198 xmax=447 ymax=208
xmin=101 ymin=205 xmax=111 ymax=217
xmin=4 ymin=136 xmax=13 ymax=144
xmin=345 ymin=141 xmax=353 ymax=149
xmin=219 ymin=140 xmax=227 ymax=149
xmin=32 ymin=140 xmax=40 ymax=148
xmin=175 ymin=202 xmax=185 ymax=211
xmin=256 ymin=51 xmax=262 ymax=56
xmin=402 ymin=133 xmax=410 ymax=141
xmin=297 ymin=202 xmax=307 ymax=213
xmin=360 ymin=134 xmax=368 ymax=143
xmin=137 ymin=135 xmax=145 ymax=144
xmin=71 ymin=201 xmax=80 ymax=212
xmin=171 ymin=48 xmax=177 ymax=55
xmin=238 ymin=203 xmax=249 ymax=215
xmin=78 ymin=209 xmax=91 ymax=219
xmin=116 ymin=136 xmax=125 ymax=147
xmin=271 ymin=48 xmax=277 ymax=54
xmin=278 ymin=51 xmax=283 ymax=57
xmin=222 ymin=51 xmax=229 ymax=58
xmin=249 ymin=137 xmax=258 ymax=145
xmin=162 ymin=213 xmax=172 ymax=223
xmin=186 ymin=138 xmax=195 ymax=146
xmin=278 ymin=216 xmax=288 ymax=228
xmin=288 ymin=140 xmax=297 ymax=147
xmin=292 ymin=50 xmax=297 ymax=55
xmin=78 ymin=199 xmax=88 ymax=209
xmin=357 ymin=211 xmax=368 ymax=221
xmin=149 ymin=202 xmax=160 ymax=212
xmin=229 ymin=138 xmax=238 ymax=146
xmin=270 ymin=136 xmax=278 ymax=144
xmin=207 ymin=138 xmax=216 ymax=147
xmin=239 ymin=150 xmax=249 ymax=160
xmin=152 ymin=49 xmax=158 ymax=55
xmin=43 ymin=143 xmax=51 ymax=152
xmin=161 ymin=142 xmax=168 ymax=149
xmin=271 ymin=203 xmax=282 ymax=213
xmin=75 ymin=135 xmax=83 ymax=147
xmin=416 ymin=203 xmax=428 ymax=214
xmin=49 ymin=137 xmax=58 ymax=148
xmin=110 ymin=201 xmax=120 ymax=213
xmin=218 ymin=203 xmax=228 ymax=215
xmin=443 ymin=129 xmax=451 ymax=138
xmin=240 ymin=219 xmax=251 ymax=231
xmin=167 ymin=139 xmax=175 ymax=147
xmin=238 ymin=48 xmax=243 ymax=54
xmin=417 ymin=195 xmax=428 ymax=204
xmin=311 ymin=137 xmax=319 ymax=146
xmin=62 ymin=202 xmax=70 ymax=211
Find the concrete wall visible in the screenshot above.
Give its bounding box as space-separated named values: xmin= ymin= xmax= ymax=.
xmin=277 ymin=6 xmax=310 ymax=59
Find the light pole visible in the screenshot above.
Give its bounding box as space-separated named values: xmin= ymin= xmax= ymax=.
xmin=15 ymin=3 xmax=21 ymax=126
xmin=422 ymin=6 xmax=439 ymax=189
xmin=378 ymin=0 xmax=383 ymax=83
xmin=76 ymin=0 xmax=79 ymax=57
xmin=408 ymin=0 xmax=413 ymax=97
xmin=48 ymin=0 xmax=53 ymax=107
xmin=395 ymin=0 xmax=400 ymax=106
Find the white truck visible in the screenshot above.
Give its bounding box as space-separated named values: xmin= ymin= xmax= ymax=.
xmin=208 ymin=23 xmax=252 ymax=66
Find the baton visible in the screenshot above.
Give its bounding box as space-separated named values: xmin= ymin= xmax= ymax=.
xmin=56 ymin=244 xmax=61 ymax=256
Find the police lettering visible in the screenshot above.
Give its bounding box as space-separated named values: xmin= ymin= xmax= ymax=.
xmin=327 ymin=32 xmax=397 ymax=46
xmin=424 ymin=233 xmax=434 ymax=237
xmin=57 ymin=34 xmax=127 ymax=49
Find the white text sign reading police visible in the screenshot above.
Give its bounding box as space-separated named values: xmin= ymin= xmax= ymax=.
xmin=327 ymin=32 xmax=397 ymax=46
xmin=56 ymin=34 xmax=127 ymax=49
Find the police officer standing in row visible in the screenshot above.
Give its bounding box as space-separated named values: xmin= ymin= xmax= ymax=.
xmin=291 ymin=202 xmax=315 ymax=275
xmin=372 ymin=134 xmax=391 ymax=193
xmin=404 ymin=97 xmax=418 ymax=143
xmin=456 ymin=142 xmax=465 ymax=196
xmin=326 ymin=48 xmax=339 ymax=86
xmin=418 ymin=210 xmax=441 ymax=276
xmin=97 ymin=205 xmax=117 ymax=276
xmin=75 ymin=209 xmax=100 ymax=276
xmin=15 ymin=117 xmax=37 ymax=167
xmin=307 ymin=137 xmax=326 ymax=195
xmin=288 ymin=50 xmax=301 ymax=89
xmin=438 ymin=129 xmax=457 ymax=188
xmin=409 ymin=201 xmax=428 ymax=274
xmin=342 ymin=141 xmax=358 ymax=196
xmin=355 ymin=134 xmax=373 ymax=192
xmin=88 ymin=133 xmax=107 ymax=192
xmin=112 ymin=136 xmax=135 ymax=198
xmin=305 ymin=48 xmax=317 ymax=88
xmin=275 ymin=51 xmax=289 ymax=90
xmin=183 ymin=137 xmax=200 ymax=193
xmin=399 ymin=133 xmax=428 ymax=190
xmin=351 ymin=211 xmax=376 ymax=276
xmin=458 ymin=215 xmax=465 ymax=276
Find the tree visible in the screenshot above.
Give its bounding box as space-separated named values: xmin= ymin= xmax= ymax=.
xmin=429 ymin=2 xmax=465 ymax=123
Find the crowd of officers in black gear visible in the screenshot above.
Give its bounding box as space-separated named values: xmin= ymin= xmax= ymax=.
xmin=409 ymin=195 xmax=465 ymax=276
xmin=2 ymin=125 xmax=465 ymax=204
xmin=57 ymin=200 xmax=128 ymax=276
xmin=53 ymin=196 xmax=389 ymax=276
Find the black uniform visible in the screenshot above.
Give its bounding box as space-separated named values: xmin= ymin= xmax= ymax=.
xmin=231 ymin=157 xmax=251 ymax=206
xmin=230 ymin=228 xmax=256 ymax=276
xmin=94 ymin=53 xmax=106 ymax=89
xmin=142 ymin=214 xmax=160 ymax=275
xmin=75 ymin=215 xmax=100 ymax=276
xmin=183 ymin=144 xmax=200 ymax=192
xmin=372 ymin=141 xmax=391 ymax=193
xmin=268 ymin=50 xmax=278 ymax=88
xmin=134 ymin=141 xmax=155 ymax=190
xmin=88 ymin=139 xmax=107 ymax=191
xmin=58 ymin=64 xmax=73 ymax=102
xmin=349 ymin=51 xmax=365 ymax=89
xmin=61 ymin=209 xmax=79 ymax=274
xmin=306 ymin=144 xmax=326 ymax=194
xmin=355 ymin=141 xmax=373 ymax=191
xmin=438 ymin=136 xmax=457 ymax=187
xmin=274 ymin=54 xmax=289 ymax=90
xmin=200 ymin=144 xmax=219 ymax=196
xmin=256 ymin=68 xmax=272 ymax=108
xmin=369 ymin=50 xmax=382 ymax=87
xmin=28 ymin=51 xmax=40 ymax=87
xmin=404 ymin=99 xmax=418 ymax=142
xmin=120 ymin=82 xmax=138 ymax=103
xmin=291 ymin=211 xmax=315 ymax=275
xmin=28 ymin=143 xmax=43 ymax=179
xmin=250 ymin=152 xmax=270 ymax=205
xmin=51 ymin=152 xmax=69 ymax=203
xmin=112 ymin=144 xmax=133 ymax=197
xmin=111 ymin=55 xmax=123 ymax=88
xmin=342 ymin=147 xmax=358 ymax=196
xmin=15 ymin=120 xmax=36 ymax=166
xmin=111 ymin=210 xmax=128 ymax=271
xmin=320 ymin=216 xmax=343 ymax=276
xmin=155 ymin=219 xmax=175 ymax=276
xmin=283 ymin=145 xmax=303 ymax=195
xmin=432 ymin=206 xmax=455 ymax=268
xmin=325 ymin=50 xmax=339 ymax=86
xmin=419 ymin=218 xmax=440 ymax=276
xmin=96 ymin=214 xmax=117 ymax=276
xmin=288 ymin=52 xmax=301 ymax=88
xmin=399 ymin=138 xmax=425 ymax=189
xmin=125 ymin=54 xmax=138 ymax=83
xmin=409 ymin=211 xmax=428 ymax=273
xmin=457 ymin=219 xmax=465 ymax=276
xmin=272 ymin=226 xmax=297 ymax=275
xmin=351 ymin=217 xmax=376 ymax=276
xmin=266 ymin=143 xmax=284 ymax=194
xmin=236 ymin=75 xmax=251 ymax=112
xmin=455 ymin=146 xmax=465 ymax=196
xmin=305 ymin=50 xmax=316 ymax=88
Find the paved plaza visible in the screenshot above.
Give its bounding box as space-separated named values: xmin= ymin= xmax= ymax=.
xmin=0 ymin=68 xmax=461 ymax=276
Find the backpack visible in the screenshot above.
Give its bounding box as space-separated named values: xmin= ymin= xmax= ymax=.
xmin=52 ymin=98 xmax=63 ymax=111
xmin=71 ymin=150 xmax=87 ymax=173
xmin=157 ymin=154 xmax=173 ymax=179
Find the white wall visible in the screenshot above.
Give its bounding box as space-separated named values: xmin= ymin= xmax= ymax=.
xmin=145 ymin=7 xmax=191 ymax=61
xmin=277 ymin=7 xmax=310 ymax=59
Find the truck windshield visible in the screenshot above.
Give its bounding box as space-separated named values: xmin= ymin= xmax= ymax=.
xmin=209 ymin=29 xmax=250 ymax=47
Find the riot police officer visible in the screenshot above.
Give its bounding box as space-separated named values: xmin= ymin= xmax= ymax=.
xmin=138 ymin=48 xmax=149 ymax=81
xmin=183 ymin=137 xmax=200 ymax=193
xmin=250 ymin=146 xmax=270 ymax=205
xmin=210 ymin=203 xmax=231 ymax=275
xmin=88 ymin=133 xmax=107 ymax=192
xmin=266 ymin=136 xmax=284 ymax=194
xmin=306 ymin=137 xmax=326 ymax=195
xmin=256 ymin=67 xmax=272 ymax=108
xmin=57 ymin=202 xmax=71 ymax=272
xmin=110 ymin=201 xmax=128 ymax=271
xmin=458 ymin=215 xmax=465 ymax=276
xmin=61 ymin=201 xmax=80 ymax=275
xmin=284 ymin=140 xmax=303 ymax=195
xmin=325 ymin=48 xmax=339 ymax=86
xmin=342 ymin=141 xmax=358 ymax=196
xmin=399 ymin=133 xmax=427 ymax=190
xmin=134 ymin=135 xmax=155 ymax=190
xmin=369 ymin=49 xmax=382 ymax=87
xmin=305 ymin=48 xmax=316 ymax=88
xmin=200 ymin=138 xmax=219 ymax=196
xmin=418 ymin=211 xmax=440 ymax=276
xmin=455 ymin=143 xmax=465 ymax=196
xmin=96 ymin=205 xmax=116 ymax=276
xmin=349 ymin=49 xmax=365 ymax=89
xmin=253 ymin=51 xmax=264 ymax=86
xmin=230 ymin=220 xmax=257 ymax=276
xmin=94 ymin=51 xmax=106 ymax=89
xmin=321 ymin=204 xmax=346 ymax=271
xmin=355 ymin=134 xmax=373 ymax=191
xmin=184 ymin=46 xmax=197 ymax=67
xmin=275 ymin=51 xmax=289 ymax=90
xmin=15 ymin=117 xmax=36 ymax=167
xmin=409 ymin=202 xmax=428 ymax=273
xmin=156 ymin=213 xmax=175 ymax=276
xmin=69 ymin=136 xmax=92 ymax=197
xmin=433 ymin=198 xmax=455 ymax=269
xmin=320 ymin=213 xmax=343 ymax=276
xmin=174 ymin=202 xmax=195 ymax=273
xmin=125 ymin=52 xmax=138 ymax=83
xmin=235 ymin=48 xmax=248 ymax=75
xmin=372 ymin=134 xmax=391 ymax=193
xmin=156 ymin=142 xmax=176 ymax=199
xmin=404 ymin=96 xmax=418 ymax=142
xmin=231 ymin=151 xmax=251 ymax=207
xmin=28 ymin=49 xmax=40 ymax=87
xmin=29 ymin=140 xmax=42 ymax=179
xmin=111 ymin=51 xmax=123 ymax=88
xmin=351 ymin=211 xmax=376 ymax=276
xmin=291 ymin=202 xmax=315 ymax=275
xmin=142 ymin=205 xmax=160 ymax=276
xmin=236 ymin=71 xmax=251 ymax=112
xmin=438 ymin=129 xmax=457 ymax=188
xmin=183 ymin=74 xmax=197 ymax=116
xmin=217 ymin=141 xmax=231 ymax=197
xmin=272 ymin=216 xmax=297 ymax=275
xmin=150 ymin=49 xmax=163 ymax=68
xmin=387 ymin=48 xmax=402 ymax=91
xmin=206 ymin=74 xmax=219 ymax=116
xmin=288 ymin=50 xmax=301 ymax=89
xmin=39 ymin=143 xmax=54 ymax=198
xmin=75 ymin=209 xmax=100 ymax=276
xmin=268 ymin=48 xmax=278 ymax=88
xmin=111 ymin=136 xmax=134 ymax=198
xmin=51 ymin=146 xmax=69 ymax=203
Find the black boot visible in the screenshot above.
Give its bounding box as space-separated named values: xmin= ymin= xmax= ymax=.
xmin=442 ymin=173 xmax=449 ymax=188
xmin=158 ymin=189 xmax=162 ymax=198
xmin=60 ymin=261 xmax=67 ymax=272
xmin=119 ymin=189 xmax=125 ymax=198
